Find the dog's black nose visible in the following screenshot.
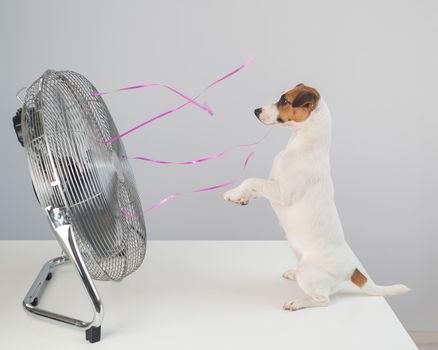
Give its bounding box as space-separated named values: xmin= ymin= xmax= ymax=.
xmin=254 ymin=108 xmax=262 ymax=118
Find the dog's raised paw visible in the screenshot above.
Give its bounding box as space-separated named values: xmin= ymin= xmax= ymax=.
xmin=223 ymin=188 xmax=250 ymax=205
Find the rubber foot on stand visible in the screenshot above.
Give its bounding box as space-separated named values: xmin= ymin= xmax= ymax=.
xmin=85 ymin=326 xmax=101 ymax=343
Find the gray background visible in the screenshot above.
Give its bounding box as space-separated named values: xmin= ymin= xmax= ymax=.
xmin=1 ymin=0 xmax=437 ymax=331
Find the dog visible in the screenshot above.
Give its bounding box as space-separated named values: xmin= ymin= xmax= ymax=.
xmin=223 ymin=83 xmax=410 ymax=311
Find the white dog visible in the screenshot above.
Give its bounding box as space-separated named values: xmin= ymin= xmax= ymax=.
xmin=223 ymin=83 xmax=409 ymax=311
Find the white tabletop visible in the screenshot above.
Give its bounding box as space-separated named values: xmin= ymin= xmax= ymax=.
xmin=0 ymin=240 xmax=417 ymax=349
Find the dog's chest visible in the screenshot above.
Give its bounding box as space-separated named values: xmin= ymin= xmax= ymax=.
xmin=269 ymin=152 xmax=285 ymax=180
xmin=269 ymin=149 xmax=299 ymax=181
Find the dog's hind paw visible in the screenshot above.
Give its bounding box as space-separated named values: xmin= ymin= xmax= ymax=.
xmin=282 ymin=269 xmax=297 ymax=281
xmin=283 ymin=302 xmax=300 ymax=311
xmin=283 ymin=296 xmax=329 ymax=311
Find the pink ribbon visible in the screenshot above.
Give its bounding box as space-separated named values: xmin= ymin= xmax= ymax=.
xmin=92 ymin=83 xmax=213 ymax=116
xmin=122 ymin=151 xmax=255 ymax=219
xmin=125 ymin=132 xmax=268 ymax=166
xmin=95 ymin=55 xmax=255 ymax=144
xmin=95 ymin=55 xmax=260 ymax=217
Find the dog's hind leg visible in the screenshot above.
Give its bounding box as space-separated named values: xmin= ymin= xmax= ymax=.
xmin=283 ymin=264 xmax=336 ymax=311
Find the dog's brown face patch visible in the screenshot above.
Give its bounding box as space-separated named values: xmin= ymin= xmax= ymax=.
xmin=276 ymin=84 xmax=320 ymax=123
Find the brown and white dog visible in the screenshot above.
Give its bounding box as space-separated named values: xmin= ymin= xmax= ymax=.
xmin=223 ymin=84 xmax=410 ymax=311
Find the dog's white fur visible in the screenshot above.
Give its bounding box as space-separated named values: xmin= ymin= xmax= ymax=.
xmin=224 ymin=92 xmax=410 ymax=311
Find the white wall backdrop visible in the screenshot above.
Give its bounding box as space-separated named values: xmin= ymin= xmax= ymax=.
xmin=1 ymin=0 xmax=437 ymax=331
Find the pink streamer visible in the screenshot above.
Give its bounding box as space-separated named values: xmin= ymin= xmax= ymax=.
xmin=125 ymin=132 xmax=268 ymax=166
xmin=92 ymin=83 xmax=213 ymax=116
xmin=122 ymin=151 xmax=255 ymax=219
xmin=243 ymin=151 xmax=255 ymax=170
xmin=96 ymin=55 xmax=255 ymax=144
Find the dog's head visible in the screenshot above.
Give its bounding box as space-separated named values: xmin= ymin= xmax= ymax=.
xmin=254 ymin=83 xmax=321 ymax=127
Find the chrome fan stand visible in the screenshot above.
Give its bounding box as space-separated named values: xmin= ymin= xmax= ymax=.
xmin=23 ymin=206 xmax=104 ymax=343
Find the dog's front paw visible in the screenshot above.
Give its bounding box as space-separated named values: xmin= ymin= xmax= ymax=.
xmin=223 ymin=187 xmax=254 ymax=206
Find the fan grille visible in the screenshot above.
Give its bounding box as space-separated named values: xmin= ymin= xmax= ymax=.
xmin=21 ymin=70 xmax=147 ymax=281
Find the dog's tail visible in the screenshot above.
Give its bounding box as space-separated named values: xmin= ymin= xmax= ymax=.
xmin=350 ymin=268 xmax=410 ymax=296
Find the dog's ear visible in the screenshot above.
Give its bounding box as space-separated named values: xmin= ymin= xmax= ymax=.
xmin=292 ymin=89 xmax=319 ymax=110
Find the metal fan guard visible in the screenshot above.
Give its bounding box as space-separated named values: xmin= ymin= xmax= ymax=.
xmin=21 ymin=70 xmax=147 ymax=281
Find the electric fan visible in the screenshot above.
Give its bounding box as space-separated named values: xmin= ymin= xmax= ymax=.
xmin=12 ymin=70 xmax=147 ymax=343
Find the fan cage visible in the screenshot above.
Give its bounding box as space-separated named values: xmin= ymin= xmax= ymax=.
xmin=21 ymin=70 xmax=147 ymax=281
